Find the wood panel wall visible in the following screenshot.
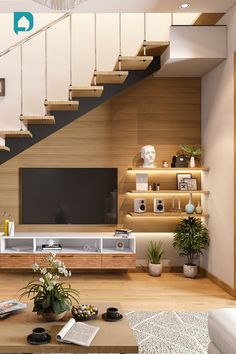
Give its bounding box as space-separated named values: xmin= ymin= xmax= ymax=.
xmin=0 ymin=76 xmax=201 ymax=232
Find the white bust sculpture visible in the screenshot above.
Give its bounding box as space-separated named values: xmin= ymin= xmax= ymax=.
xmin=141 ymin=145 xmax=156 ymax=168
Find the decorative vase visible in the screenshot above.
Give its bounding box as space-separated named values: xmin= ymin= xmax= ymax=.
xmin=149 ymin=263 xmax=162 ymax=277
xmin=183 ymin=264 xmax=198 ymax=278
xmin=195 ymin=202 xmax=203 ymax=214
xmin=189 ymin=156 xmax=195 ymax=168
xmin=185 ymin=193 xmax=195 ymax=214
xmin=41 ymin=311 xmax=67 ymax=322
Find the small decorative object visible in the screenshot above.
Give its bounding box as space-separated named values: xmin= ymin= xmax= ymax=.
xmin=176 ymin=173 xmax=192 ymax=190
xmin=195 ymin=202 xmax=203 ymax=214
xmin=146 ymin=241 xmax=164 ymax=277
xmin=162 ymin=160 xmax=169 ymax=168
xmin=8 ymin=221 xmax=14 ymax=237
xmin=134 ymin=199 xmax=146 ymax=213
xmin=180 ymin=145 xmax=203 ymax=168
xmin=156 ymin=183 xmax=160 ymax=191
xmin=183 ymin=178 xmax=197 ymax=191
xmin=102 ymin=307 xmax=123 ymax=322
xmin=72 ymin=305 xmax=98 ymax=321
xmin=179 ymin=182 xmax=188 ymax=191
xmin=148 ymin=185 xmax=152 ymax=191
xmin=0 ymin=78 xmax=5 ymax=96
xmin=27 ymin=327 xmax=51 ymax=345
xmin=171 ymin=197 xmax=176 ymax=211
xmin=140 ymin=145 xmax=156 ymax=168
xmin=173 ymin=217 xmax=209 ymax=278
xmin=47 ymin=239 xmax=55 ymax=247
xmin=20 ymin=253 xmax=80 ymax=321
xmin=153 ymin=183 xmax=157 ymax=191
xmin=175 ymin=155 xmax=189 ymax=168
xmin=154 ymin=199 xmax=165 ymax=213
xmin=116 ymin=240 xmax=125 ymax=250
xmin=136 ymin=173 xmax=148 ymax=191
xmin=185 ymin=193 xmax=195 ymax=214
xmin=177 ymin=199 xmax=181 ymax=212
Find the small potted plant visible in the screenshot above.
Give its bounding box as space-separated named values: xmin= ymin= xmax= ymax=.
xmin=173 ymin=217 xmax=209 ymax=278
xmin=146 ymin=241 xmax=164 ymax=276
xmin=180 ymin=145 xmax=203 ymax=168
xmin=20 ymin=253 xmax=80 ymax=321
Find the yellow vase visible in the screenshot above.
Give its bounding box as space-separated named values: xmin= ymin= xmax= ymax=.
xmin=4 ymin=219 xmax=9 ymax=236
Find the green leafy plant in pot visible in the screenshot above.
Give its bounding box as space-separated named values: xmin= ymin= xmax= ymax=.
xmin=146 ymin=241 xmax=164 ymax=276
xmin=20 ymin=253 xmax=80 ymax=321
xmin=173 ymin=217 xmax=209 ymax=278
xmin=179 ymin=145 xmax=203 ymax=168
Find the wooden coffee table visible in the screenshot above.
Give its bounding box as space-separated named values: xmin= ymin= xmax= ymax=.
xmin=0 ymin=302 xmax=138 ymax=353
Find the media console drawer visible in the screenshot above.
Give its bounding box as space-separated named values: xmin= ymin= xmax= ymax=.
xmin=0 ymin=254 xmax=35 ymax=268
xmin=102 ymin=254 xmax=136 ymax=269
xmin=35 ymin=254 xmax=102 ymax=269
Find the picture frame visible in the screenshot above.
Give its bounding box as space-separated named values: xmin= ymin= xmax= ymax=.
xmin=183 ymin=178 xmax=197 ymax=191
xmin=179 ymin=182 xmax=188 ymax=191
xmin=176 ymin=173 xmax=192 ymax=190
xmin=0 ymin=79 xmax=5 ymax=96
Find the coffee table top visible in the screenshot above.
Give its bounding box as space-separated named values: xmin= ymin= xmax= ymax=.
xmin=0 ymin=302 xmax=138 ymax=353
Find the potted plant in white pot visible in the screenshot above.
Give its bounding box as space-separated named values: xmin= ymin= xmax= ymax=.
xmin=180 ymin=145 xmax=203 ymax=168
xmin=146 ymin=241 xmax=164 ymax=276
xmin=173 ymin=217 xmax=209 ymax=278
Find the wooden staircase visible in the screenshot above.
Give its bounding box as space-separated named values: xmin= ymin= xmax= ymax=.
xmin=20 ymin=116 xmax=55 ymax=125
xmin=114 ymin=56 xmax=153 ymax=70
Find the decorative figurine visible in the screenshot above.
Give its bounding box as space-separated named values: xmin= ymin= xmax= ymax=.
xmin=141 ymin=145 xmax=156 ymax=168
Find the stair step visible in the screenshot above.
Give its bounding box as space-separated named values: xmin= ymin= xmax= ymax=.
xmin=69 ymin=86 xmax=104 ymax=98
xmin=45 ymin=100 xmax=79 ymax=112
xmin=0 ymin=131 xmax=32 ymax=138
xmin=93 ymin=71 xmax=128 ymax=84
xmin=114 ymin=56 xmax=153 ymax=70
xmin=137 ymin=41 xmax=170 ymax=56
xmin=20 ymin=115 xmax=55 ymax=125
xmin=0 ymin=146 xmax=10 ymax=152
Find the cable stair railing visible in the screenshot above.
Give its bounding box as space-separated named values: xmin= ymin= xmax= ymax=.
xmin=0 ymin=12 xmax=164 ymax=155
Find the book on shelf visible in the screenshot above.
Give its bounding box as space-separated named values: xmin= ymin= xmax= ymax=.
xmin=42 ymin=244 xmax=62 ymax=252
xmin=114 ymin=229 xmax=132 ymax=237
xmin=0 ymin=300 xmax=27 ymax=318
xmin=11 ymin=246 xmax=32 ymax=252
xmin=56 ymin=318 xmax=99 ymax=347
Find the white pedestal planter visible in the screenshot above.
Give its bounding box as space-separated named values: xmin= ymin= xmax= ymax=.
xmin=149 ymin=263 xmax=162 ymax=277
xmin=183 ymin=264 xmax=198 ymax=278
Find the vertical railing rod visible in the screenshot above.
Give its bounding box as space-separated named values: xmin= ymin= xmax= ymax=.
xmin=45 ymin=29 xmax=48 ymax=111
xmin=118 ymin=12 xmax=122 ymax=71
xmin=94 ymin=13 xmax=97 ymax=86
xmin=69 ymin=14 xmax=72 ymax=89
xmin=143 ymin=13 xmax=147 ymax=56
xmin=20 ymin=44 xmax=24 ymax=131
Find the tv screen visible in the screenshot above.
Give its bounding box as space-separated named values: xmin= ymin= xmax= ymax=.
xmin=21 ymin=168 xmax=117 ymax=224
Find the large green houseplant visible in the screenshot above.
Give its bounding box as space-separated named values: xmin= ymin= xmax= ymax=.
xmin=146 ymin=241 xmax=164 ymax=277
xmin=20 ymin=253 xmax=80 ymax=321
xmin=173 ymin=217 xmax=209 ymax=278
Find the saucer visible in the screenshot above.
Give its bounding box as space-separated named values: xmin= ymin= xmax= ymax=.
xmin=27 ymin=333 xmax=51 ymax=345
xmin=102 ymin=313 xmax=123 ymax=322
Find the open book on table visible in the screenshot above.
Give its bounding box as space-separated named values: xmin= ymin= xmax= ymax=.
xmin=56 ymin=318 xmax=99 ymax=347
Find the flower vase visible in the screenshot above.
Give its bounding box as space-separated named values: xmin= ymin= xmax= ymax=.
xmin=185 ymin=193 xmax=195 ymax=214
xmin=189 ymin=156 xmax=195 ymax=168
xmin=195 ymin=202 xmax=203 ymax=214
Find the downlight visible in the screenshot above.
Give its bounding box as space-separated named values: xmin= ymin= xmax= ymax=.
xmin=179 ymin=3 xmax=190 ymax=9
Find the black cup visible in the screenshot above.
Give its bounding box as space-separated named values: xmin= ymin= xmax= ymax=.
xmin=32 ymin=327 xmax=47 ymax=341
xmin=106 ymin=307 xmax=119 ymax=319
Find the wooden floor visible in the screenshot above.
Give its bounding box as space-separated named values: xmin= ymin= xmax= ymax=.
xmin=0 ymin=272 xmax=235 ymax=312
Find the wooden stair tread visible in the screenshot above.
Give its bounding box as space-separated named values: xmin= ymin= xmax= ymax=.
xmin=0 ymin=145 xmax=10 ymax=152
xmin=114 ymin=56 xmax=153 ymax=70
xmin=137 ymin=41 xmax=170 ymax=56
xmin=0 ymin=131 xmax=32 ymax=138
xmin=93 ymin=71 xmax=128 ymax=84
xmin=20 ymin=115 xmax=55 ymax=125
xmin=69 ymin=86 xmax=104 ymax=97
xmin=45 ymin=100 xmax=79 ymax=112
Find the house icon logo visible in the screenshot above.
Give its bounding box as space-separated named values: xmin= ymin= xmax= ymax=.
xmin=14 ymin=12 xmax=34 ymax=35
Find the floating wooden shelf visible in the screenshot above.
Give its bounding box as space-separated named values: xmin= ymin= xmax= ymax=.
xmin=114 ymin=56 xmax=153 ymax=70
xmin=128 ymin=212 xmax=209 ymax=218
xmin=128 ymin=190 xmax=210 ymax=195
xmin=93 ymin=71 xmax=128 ymax=84
xmin=0 ymin=131 xmax=32 ymax=138
xmin=69 ymin=86 xmax=104 ymax=98
xmin=45 ymin=100 xmax=79 ymax=112
xmin=137 ymin=41 xmax=170 ymax=56
xmin=20 ymin=115 xmax=55 ymax=125
xmin=127 ymin=167 xmax=209 ymax=172
xmin=0 ymin=145 xmax=10 ymax=152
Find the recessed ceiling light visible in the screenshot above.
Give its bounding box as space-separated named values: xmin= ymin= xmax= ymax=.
xmin=179 ymin=3 xmax=190 ymax=9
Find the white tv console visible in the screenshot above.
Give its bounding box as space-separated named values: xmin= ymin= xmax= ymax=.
xmin=0 ymin=233 xmax=136 ymax=270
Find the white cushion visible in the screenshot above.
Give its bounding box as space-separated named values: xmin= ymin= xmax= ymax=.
xmin=209 ymin=308 xmax=236 ymax=354
xmin=208 ymin=341 xmax=223 ymax=354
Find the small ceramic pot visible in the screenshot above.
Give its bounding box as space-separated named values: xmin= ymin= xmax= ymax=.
xmin=185 ymin=193 xmax=195 ymax=214
xmin=189 ymin=156 xmax=195 ymax=168
xmin=149 ymin=263 xmax=162 ymax=277
xmin=40 ymin=311 xmax=67 ymax=322
xmin=183 ymin=264 xmax=198 ymax=278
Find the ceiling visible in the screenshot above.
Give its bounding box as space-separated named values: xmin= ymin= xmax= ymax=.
xmin=0 ymin=0 xmax=235 ymax=13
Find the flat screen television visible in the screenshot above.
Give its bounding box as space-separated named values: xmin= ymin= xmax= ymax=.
xmin=20 ymin=168 xmax=118 ymax=224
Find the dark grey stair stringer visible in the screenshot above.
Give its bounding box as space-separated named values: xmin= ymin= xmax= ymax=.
xmin=0 ymin=57 xmax=160 ymax=165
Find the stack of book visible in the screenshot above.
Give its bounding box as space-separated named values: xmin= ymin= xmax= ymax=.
xmin=0 ymin=300 xmax=27 ymax=319
xmin=42 ymin=244 xmax=62 ymax=252
xmin=114 ymin=229 xmax=132 ymax=238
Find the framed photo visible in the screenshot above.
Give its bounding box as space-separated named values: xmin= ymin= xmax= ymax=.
xmin=176 ymin=173 xmax=192 ymax=190
xmin=0 ymin=79 xmax=5 ymax=96
xmin=179 ymin=182 xmax=188 ymax=191
xmin=183 ymin=178 xmax=197 ymax=191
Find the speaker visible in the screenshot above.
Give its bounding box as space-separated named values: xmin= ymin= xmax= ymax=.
xmin=154 ymin=199 xmax=165 ymax=213
xmin=134 ymin=199 xmax=146 ymax=213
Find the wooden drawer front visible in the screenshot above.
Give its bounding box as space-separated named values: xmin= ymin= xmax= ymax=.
xmin=35 ymin=254 xmax=102 ymax=269
xmin=102 ymin=254 xmax=136 ymax=269
xmin=0 ymin=254 xmax=35 ymax=268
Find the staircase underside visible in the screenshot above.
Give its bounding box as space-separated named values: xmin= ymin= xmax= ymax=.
xmin=0 ymin=57 xmax=160 ymax=166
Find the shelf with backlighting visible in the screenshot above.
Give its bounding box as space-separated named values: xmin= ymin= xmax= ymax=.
xmin=128 ymin=212 xmax=209 ymax=218
xmin=127 ymin=167 xmax=209 ymax=172
xmin=128 ymin=190 xmax=210 ymax=195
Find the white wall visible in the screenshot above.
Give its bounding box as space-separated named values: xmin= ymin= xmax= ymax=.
xmin=201 ymin=6 xmax=236 ymax=287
